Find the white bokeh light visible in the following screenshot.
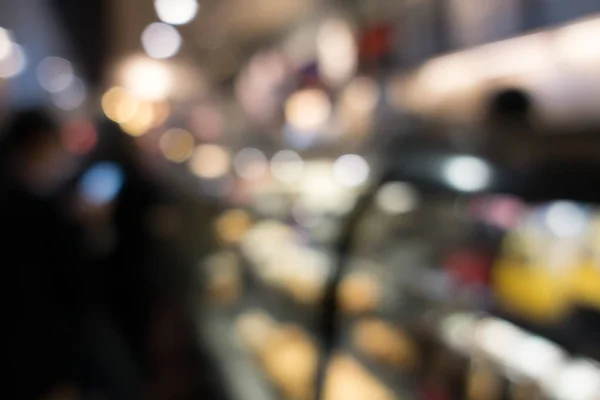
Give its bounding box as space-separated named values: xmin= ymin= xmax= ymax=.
xmin=443 ymin=156 xmax=491 ymax=192
xmin=155 ymin=0 xmax=199 ymax=26
xmin=545 ymin=201 xmax=587 ymax=238
xmin=270 ymin=150 xmax=304 ymax=184
xmin=332 ymin=154 xmax=370 ymax=188
xmin=121 ymin=57 xmax=172 ymax=100
xmin=233 ymin=148 xmax=268 ymax=181
xmin=376 ymin=182 xmax=419 ymax=215
xmin=51 ymin=77 xmax=87 ymax=110
xmin=317 ymin=18 xmax=357 ymax=86
xmin=36 ymin=57 xmax=74 ymax=93
xmin=142 ymin=23 xmax=182 ymax=60
xmin=0 ymin=43 xmax=26 ymax=78
xmin=0 ymin=28 xmax=13 ymax=62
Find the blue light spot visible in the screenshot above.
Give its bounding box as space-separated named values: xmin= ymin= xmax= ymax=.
xmin=80 ymin=162 xmax=125 ymax=205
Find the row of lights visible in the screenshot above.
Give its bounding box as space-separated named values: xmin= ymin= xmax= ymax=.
xmin=141 ymin=128 xmax=371 ymax=191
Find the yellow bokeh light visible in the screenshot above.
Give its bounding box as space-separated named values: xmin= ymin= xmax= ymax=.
xmin=102 ymin=87 xmax=140 ymax=123
xmin=152 ymin=101 xmax=171 ymax=127
xmin=159 ymin=128 xmax=194 ymax=162
xmin=120 ymin=101 xmax=156 ymax=137
xmin=189 ymin=144 xmax=231 ymax=179
xmin=215 ymin=209 xmax=253 ymax=244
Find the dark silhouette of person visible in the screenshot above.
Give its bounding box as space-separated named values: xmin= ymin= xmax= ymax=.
xmin=0 ymin=109 xmax=86 ymax=399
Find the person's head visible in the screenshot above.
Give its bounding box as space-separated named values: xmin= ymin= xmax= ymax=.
xmin=486 ymin=88 xmax=535 ymax=132
xmin=1 ymin=109 xmax=77 ymax=194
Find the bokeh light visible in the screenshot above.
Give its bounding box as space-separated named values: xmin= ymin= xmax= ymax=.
xmin=215 ymin=209 xmax=253 ymax=244
xmin=159 ymin=128 xmax=194 ymax=163
xmin=375 ymin=182 xmax=419 ymax=215
xmin=189 ymin=103 xmax=223 ymax=141
xmin=233 ymin=148 xmax=268 ymax=181
xmin=332 ymin=154 xmax=370 ymax=188
xmin=341 ymin=77 xmax=381 ymax=113
xmin=141 ymin=22 xmax=182 ymax=60
xmin=0 ymin=43 xmax=26 ymax=78
xmin=121 ymin=56 xmax=172 ymax=101
xmin=102 ymin=87 xmax=140 ymax=123
xmin=189 ymin=144 xmax=231 ymax=179
xmin=270 ymin=150 xmax=304 ymax=184
xmin=36 ymin=57 xmax=74 ymax=93
xmin=0 ymin=27 xmax=12 ymax=61
xmin=317 ymin=18 xmax=357 ymax=86
xmin=120 ymin=101 xmax=156 ymax=136
xmin=80 ymin=162 xmax=125 ymax=205
xmin=50 ymin=77 xmax=87 ymax=111
xmin=545 ymin=201 xmax=587 ymax=238
xmin=154 ymin=0 xmax=199 ymax=26
xmin=443 ymin=156 xmax=491 ymax=192
xmin=285 ymin=89 xmax=331 ymax=133
xmin=60 ymin=119 xmax=97 ymax=155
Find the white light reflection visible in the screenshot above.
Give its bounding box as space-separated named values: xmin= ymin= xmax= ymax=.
xmin=36 ymin=57 xmax=74 ymax=93
xmin=317 ymin=18 xmax=357 ymax=86
xmin=0 ymin=43 xmax=26 ymax=78
xmin=553 ymin=359 xmax=600 ymax=400
xmin=512 ymin=336 xmax=566 ymax=382
xmin=375 ymin=182 xmax=419 ymax=215
xmin=141 ymin=22 xmax=182 ymax=60
xmin=0 ymin=28 xmax=12 ymax=61
xmin=443 ymin=156 xmax=491 ymax=192
xmin=270 ymin=150 xmax=304 ymax=184
xmin=51 ymin=77 xmax=86 ymax=111
xmin=545 ymin=201 xmax=587 ymax=238
xmin=476 ymin=318 xmax=525 ymax=361
xmin=155 ymin=0 xmax=199 ymax=26
xmin=332 ymin=154 xmax=370 ymax=188
xmin=556 ymin=17 xmax=600 ymax=68
xmin=233 ymin=148 xmax=268 ymax=181
xmin=440 ymin=313 xmax=477 ymax=352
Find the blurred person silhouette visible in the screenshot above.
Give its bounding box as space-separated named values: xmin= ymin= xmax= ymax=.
xmin=90 ymin=121 xmax=228 ymax=399
xmin=0 ymin=110 xmax=143 ymax=400
xmin=0 ymin=109 xmax=86 ymax=398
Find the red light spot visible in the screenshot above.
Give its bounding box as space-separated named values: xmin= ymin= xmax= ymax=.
xmin=61 ymin=119 xmax=97 ymax=155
